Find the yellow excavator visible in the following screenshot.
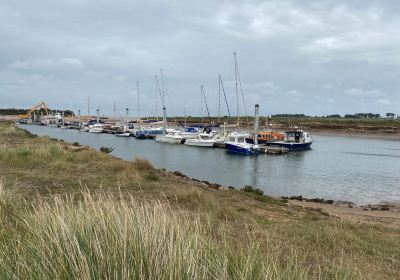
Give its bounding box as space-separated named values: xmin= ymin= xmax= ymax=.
xmin=19 ymin=101 xmax=49 ymax=120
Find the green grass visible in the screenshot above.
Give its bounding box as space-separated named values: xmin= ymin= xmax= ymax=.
xmin=0 ymin=121 xmax=399 ymax=279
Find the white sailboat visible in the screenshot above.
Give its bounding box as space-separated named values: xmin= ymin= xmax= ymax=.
xmin=154 ymin=70 xmax=184 ymax=144
xmin=155 ymin=129 xmax=183 ymax=144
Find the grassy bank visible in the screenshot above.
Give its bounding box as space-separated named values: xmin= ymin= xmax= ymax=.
xmin=0 ymin=121 xmax=399 ymax=279
xmin=175 ymin=116 xmax=400 ymax=134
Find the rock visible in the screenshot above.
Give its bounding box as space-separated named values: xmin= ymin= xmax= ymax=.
xmin=289 ymin=195 xmax=303 ymax=201
xmin=208 ymin=183 xmax=221 ymax=190
xmin=173 ymin=171 xmax=188 ymax=178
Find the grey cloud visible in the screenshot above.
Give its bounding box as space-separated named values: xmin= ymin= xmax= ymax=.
xmin=0 ymin=0 xmax=399 ymax=116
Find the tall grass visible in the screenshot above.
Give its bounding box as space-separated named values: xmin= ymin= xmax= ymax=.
xmin=0 ymin=190 xmax=311 ymax=280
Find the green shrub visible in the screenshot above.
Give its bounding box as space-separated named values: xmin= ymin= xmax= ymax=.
xmin=242 ymin=185 xmax=254 ymax=192
xmin=72 ymin=142 xmax=80 ymax=147
xmin=254 ymin=188 xmax=264 ymax=196
xmin=100 ymin=146 xmax=113 ymax=154
xmin=144 ymin=171 xmax=159 ymax=181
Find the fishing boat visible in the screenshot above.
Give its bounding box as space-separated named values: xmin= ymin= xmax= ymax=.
xmin=266 ymin=130 xmax=314 ymax=150
xmin=224 ymin=132 xmax=259 ymax=155
xmin=155 ymin=129 xmax=184 ymax=144
xmin=185 ymin=133 xmax=215 ymax=147
xmin=89 ymin=123 xmax=103 ymax=133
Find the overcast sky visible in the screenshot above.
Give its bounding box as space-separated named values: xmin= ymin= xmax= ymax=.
xmin=1 ymin=0 xmax=399 ymax=117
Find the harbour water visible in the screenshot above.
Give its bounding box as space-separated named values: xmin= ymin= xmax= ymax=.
xmin=20 ymin=125 xmax=400 ymax=205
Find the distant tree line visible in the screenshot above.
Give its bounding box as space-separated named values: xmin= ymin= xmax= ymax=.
xmin=0 ymin=108 xmax=74 ymax=117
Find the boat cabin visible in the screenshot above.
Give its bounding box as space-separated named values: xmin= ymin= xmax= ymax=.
xmin=284 ymin=131 xmax=312 ymax=143
xmin=227 ymin=134 xmax=247 ymax=144
xmin=256 ymin=131 xmax=285 ymax=141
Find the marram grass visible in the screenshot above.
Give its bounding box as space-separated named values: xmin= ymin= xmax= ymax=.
xmin=0 ymin=190 xmax=309 ymax=280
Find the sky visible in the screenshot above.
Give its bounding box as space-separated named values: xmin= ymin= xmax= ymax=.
xmin=0 ymin=0 xmax=399 ymax=117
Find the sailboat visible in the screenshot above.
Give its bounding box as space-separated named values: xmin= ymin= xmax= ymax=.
xmin=154 ymin=70 xmax=184 ymax=144
xmin=89 ymin=109 xmax=103 ymax=133
xmin=115 ymin=108 xmax=131 ymax=137
xmin=224 ymin=53 xmax=258 ymax=154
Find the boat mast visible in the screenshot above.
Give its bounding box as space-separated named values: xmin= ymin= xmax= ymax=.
xmin=78 ymin=109 xmax=81 ymax=129
xmin=200 ymin=86 xmax=203 ymax=124
xmin=155 ymin=75 xmax=167 ymax=134
xmin=87 ymin=96 xmax=90 ymax=116
xmin=201 ymin=85 xmax=211 ymax=123
xmin=125 ymin=108 xmax=129 ymax=130
xmin=234 ymin=52 xmax=239 ymax=127
xmin=137 ymin=81 xmax=140 ymax=122
xmin=154 ymin=76 xmax=158 ymax=121
xmin=254 ymin=104 xmax=259 ymax=145
xmin=218 ymin=74 xmax=221 ymax=124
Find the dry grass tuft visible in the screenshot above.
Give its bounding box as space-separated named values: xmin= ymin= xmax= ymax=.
xmin=132 ymin=157 xmax=154 ymax=171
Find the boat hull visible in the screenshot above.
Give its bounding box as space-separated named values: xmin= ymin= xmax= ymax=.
xmin=115 ymin=133 xmax=131 ymax=137
xmin=184 ymin=140 xmax=215 ymax=147
xmin=225 ymin=143 xmax=254 ymax=155
xmin=155 ymin=136 xmax=183 ymax=144
xmin=267 ymin=141 xmax=313 ymax=151
xmin=89 ymin=129 xmax=103 ymax=133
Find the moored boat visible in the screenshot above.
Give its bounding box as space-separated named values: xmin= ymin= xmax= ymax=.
xmin=224 ymin=132 xmax=259 ymax=155
xmin=185 ymin=133 xmax=215 ymax=147
xmin=155 ymin=130 xmax=184 ymax=144
xmin=266 ymin=130 xmax=314 ymax=150
xmin=89 ymin=123 xmax=103 ymax=133
xmin=179 ymin=126 xmax=200 ymax=139
xmin=115 ymin=132 xmax=131 ymax=137
xmin=246 ymin=130 xmax=285 ymax=144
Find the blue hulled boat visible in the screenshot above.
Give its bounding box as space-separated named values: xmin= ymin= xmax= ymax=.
xmin=224 ymin=132 xmax=259 ymax=155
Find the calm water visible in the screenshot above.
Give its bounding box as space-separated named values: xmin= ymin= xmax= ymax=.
xmin=20 ymin=125 xmax=400 ymax=205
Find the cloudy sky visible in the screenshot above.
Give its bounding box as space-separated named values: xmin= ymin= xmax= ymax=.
xmin=1 ymin=0 xmax=399 ymax=117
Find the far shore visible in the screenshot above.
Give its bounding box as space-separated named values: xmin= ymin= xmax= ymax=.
xmin=311 ymin=130 xmax=400 ymax=140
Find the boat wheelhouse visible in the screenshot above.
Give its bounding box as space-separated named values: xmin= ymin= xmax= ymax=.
xmin=266 ymin=130 xmax=314 ymax=150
